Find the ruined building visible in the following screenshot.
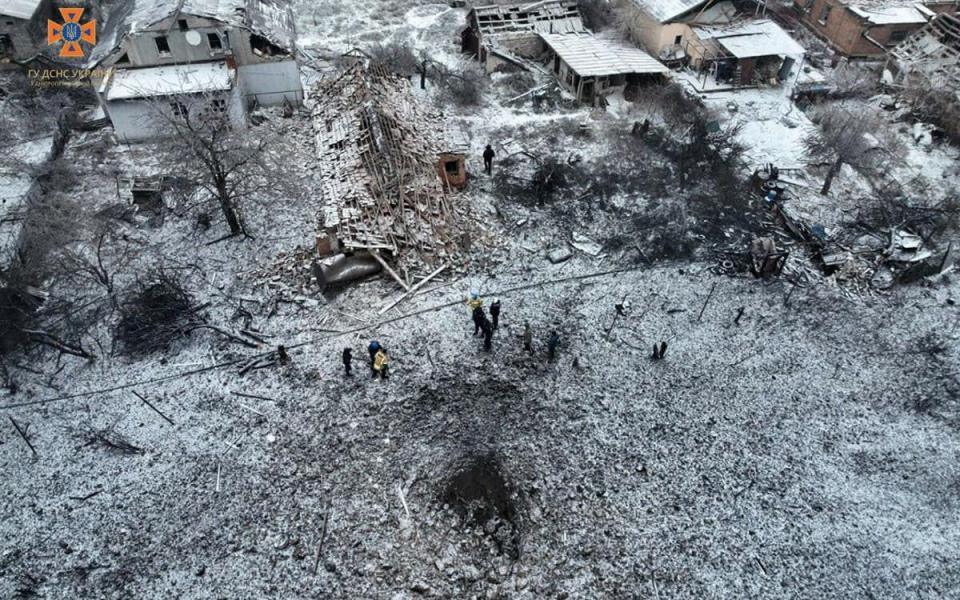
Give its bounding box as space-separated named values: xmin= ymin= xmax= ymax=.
xmin=311 ymin=63 xmax=465 ymax=272
xmin=462 ymin=0 xmax=587 ymax=72
xmin=791 ymin=0 xmax=957 ymax=57
xmin=88 ymin=0 xmax=302 ymax=142
xmin=463 ymin=1 xmax=668 ymax=104
xmin=886 ymin=12 xmax=960 ymax=88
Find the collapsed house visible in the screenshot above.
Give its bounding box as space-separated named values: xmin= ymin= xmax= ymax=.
xmin=885 ymin=13 xmax=960 ymax=88
xmin=463 ymin=1 xmax=668 ymax=103
xmin=791 ymin=0 xmax=956 ymax=57
xmin=88 ymin=0 xmax=303 ymax=142
xmin=540 ymin=33 xmax=669 ymax=102
xmin=311 ymin=63 xmax=465 ymax=274
xmin=619 ymin=0 xmax=805 ymax=87
xmin=0 ymin=0 xmax=51 ymax=63
xmin=462 ymin=0 xmax=587 ymax=72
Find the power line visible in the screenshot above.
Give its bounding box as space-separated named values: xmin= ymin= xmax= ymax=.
xmin=0 ymin=265 xmax=645 ymax=411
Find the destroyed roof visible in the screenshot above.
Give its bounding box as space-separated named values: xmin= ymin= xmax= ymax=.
xmin=0 ymin=0 xmax=42 ymax=19
xmin=890 ymin=13 xmax=960 ymax=86
xmin=693 ymin=20 xmax=806 ymax=58
xmin=311 ymin=64 xmax=459 ymax=266
xmin=102 ymin=61 xmax=235 ymax=100
xmin=469 ymin=1 xmax=586 ymax=36
xmin=89 ymin=0 xmax=297 ymax=66
xmin=540 ymin=33 xmax=669 ymax=76
xmin=848 ymin=3 xmax=933 ymax=24
xmin=628 ymin=0 xmax=713 ymax=23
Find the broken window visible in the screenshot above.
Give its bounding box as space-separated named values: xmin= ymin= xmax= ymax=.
xmin=170 ymin=101 xmax=188 ymax=119
xmin=207 ymin=33 xmax=222 ymax=50
xmin=674 ymin=34 xmax=682 ymax=45
xmin=818 ymin=5 xmax=831 ymax=24
xmin=444 ymin=160 xmax=459 ymax=174
xmin=888 ymin=29 xmax=909 ymax=44
xmin=155 ymin=35 xmax=171 ymax=55
xmin=210 ymin=98 xmax=226 ymax=113
xmin=177 ymin=19 xmax=188 ymax=31
xmin=249 ymin=33 xmax=283 ymax=57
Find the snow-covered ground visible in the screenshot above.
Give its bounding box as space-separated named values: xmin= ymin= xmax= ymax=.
xmin=1 ymin=3 xmax=959 ymax=599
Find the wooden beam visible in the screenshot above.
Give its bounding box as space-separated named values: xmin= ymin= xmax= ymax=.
xmin=378 ymin=263 xmax=448 ymax=315
xmin=371 ymin=251 xmax=411 ymax=292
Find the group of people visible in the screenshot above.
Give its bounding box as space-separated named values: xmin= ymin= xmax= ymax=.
xmin=337 ymin=289 xmax=567 ymax=381
xmin=469 ymin=291 xmax=499 ymax=352
xmin=341 ymin=340 xmax=390 ymax=379
xmin=468 ymin=291 xmax=560 ymax=360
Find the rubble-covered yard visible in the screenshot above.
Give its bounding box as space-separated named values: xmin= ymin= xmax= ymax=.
xmin=2 ymin=1 xmax=960 ymax=599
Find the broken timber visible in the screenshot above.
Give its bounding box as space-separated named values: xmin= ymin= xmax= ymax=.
xmin=312 ymin=62 xmax=462 ymax=272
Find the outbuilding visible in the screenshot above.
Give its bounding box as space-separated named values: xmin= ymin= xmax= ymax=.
xmin=539 ymin=33 xmax=669 ymax=103
xmin=687 ymin=20 xmax=806 ymax=87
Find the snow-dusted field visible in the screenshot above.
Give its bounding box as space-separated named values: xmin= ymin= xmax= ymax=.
xmin=2 ymin=2 xmax=959 ymax=599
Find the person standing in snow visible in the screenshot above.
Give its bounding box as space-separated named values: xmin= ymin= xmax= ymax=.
xmin=652 ymin=341 xmax=668 ymax=360
xmin=342 ymin=347 xmax=353 ymax=377
xmin=373 ymin=348 xmax=389 ymax=379
xmin=489 ymin=299 xmax=501 ymax=330
xmin=480 ymin=317 xmax=493 ymax=352
xmin=467 ymin=290 xmax=484 ymax=336
xmin=466 ymin=289 xmax=483 ymax=311
xmin=368 ymin=340 xmax=381 ymax=372
xmin=523 ymin=322 xmax=533 ymax=354
xmin=483 ymin=144 xmax=495 ymax=175
xmin=547 ymin=331 xmax=559 ymax=362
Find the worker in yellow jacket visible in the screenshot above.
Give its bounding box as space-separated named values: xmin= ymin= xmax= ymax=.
xmin=466 ymin=289 xmax=483 ymax=311
xmin=373 ymin=348 xmax=389 ymax=380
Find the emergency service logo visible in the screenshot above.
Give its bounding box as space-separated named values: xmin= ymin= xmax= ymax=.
xmin=47 ymin=8 xmax=97 ymax=58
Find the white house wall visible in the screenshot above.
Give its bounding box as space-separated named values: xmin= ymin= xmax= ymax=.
xmin=104 ymin=89 xmax=244 ymax=143
xmin=237 ymin=59 xmax=303 ymax=106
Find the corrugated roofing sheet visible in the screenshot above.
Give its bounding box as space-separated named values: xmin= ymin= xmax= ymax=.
xmin=694 ymin=20 xmax=805 ymax=58
xmin=629 ymin=0 xmax=711 ymax=23
xmin=105 ymin=61 xmax=234 ymax=100
xmin=0 ymin=0 xmax=43 ymax=20
xmin=540 ymin=33 xmax=669 ymax=77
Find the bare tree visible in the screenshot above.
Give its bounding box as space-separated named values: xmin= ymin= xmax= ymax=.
xmin=804 ymin=105 xmax=901 ymax=195
xmin=149 ymin=95 xmax=292 ymax=239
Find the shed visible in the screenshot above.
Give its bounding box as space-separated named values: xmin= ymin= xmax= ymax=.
xmin=689 ymin=20 xmax=805 ymax=86
xmin=437 ymin=127 xmax=471 ymax=189
xmin=539 ymin=33 xmax=669 ymax=103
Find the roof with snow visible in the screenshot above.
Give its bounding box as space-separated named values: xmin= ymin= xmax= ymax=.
xmin=469 ymin=1 xmax=586 ymax=36
xmin=694 ymin=20 xmax=805 ymax=59
xmin=628 ymin=0 xmax=712 ymax=23
xmin=848 ymin=3 xmax=933 ymax=25
xmin=103 ymin=61 xmax=235 ymax=100
xmin=540 ymin=33 xmax=669 ymax=77
xmin=89 ymin=0 xmax=296 ymax=66
xmin=0 ymin=0 xmax=43 ymax=20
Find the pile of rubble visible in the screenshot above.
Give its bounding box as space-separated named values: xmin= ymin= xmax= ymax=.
xmin=311 ymin=61 xmax=467 ymax=276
